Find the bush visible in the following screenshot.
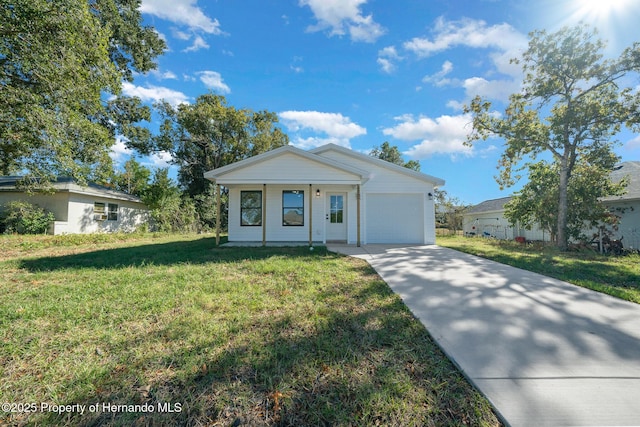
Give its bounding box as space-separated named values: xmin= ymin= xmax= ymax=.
xmin=1 ymin=201 xmax=56 ymax=234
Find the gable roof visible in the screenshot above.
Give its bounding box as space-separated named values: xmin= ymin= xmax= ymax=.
xmin=466 ymin=161 xmax=640 ymax=214
xmin=0 ymin=176 xmax=145 ymax=204
xmin=204 ymin=145 xmax=369 ymax=184
xmin=465 ymin=196 xmax=513 ymax=215
xmin=602 ymin=161 xmax=640 ymax=202
xmin=310 ymin=143 xmax=446 ymax=186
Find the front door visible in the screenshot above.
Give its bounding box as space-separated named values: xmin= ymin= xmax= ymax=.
xmin=326 ymin=193 xmax=347 ymax=242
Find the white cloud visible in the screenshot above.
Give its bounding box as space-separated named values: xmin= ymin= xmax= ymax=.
xmin=422 ymin=60 xmax=455 ymax=87
xmin=402 ymin=17 xmax=527 ymax=103
xmin=463 ymin=76 xmax=520 ymax=103
xmin=148 ymin=151 xmax=174 ymax=169
xmin=382 ymin=114 xmax=474 ymax=159
xmin=110 ymin=136 xmax=133 ymax=164
xmin=183 ymin=35 xmax=209 ymax=52
xmin=626 ymin=135 xmax=640 ymax=150
xmin=197 ymin=71 xmax=231 ymax=94
xmin=141 ymin=0 xmax=223 ymax=34
xmin=299 ymin=0 xmax=385 ymax=43
xmin=377 ymin=46 xmax=402 ymax=74
xmin=121 ymin=81 xmax=190 ymax=106
xmin=404 ymin=17 xmax=526 ymax=60
xmin=150 ymin=69 xmax=178 ymax=80
xmin=279 ymin=110 xmax=367 ymax=149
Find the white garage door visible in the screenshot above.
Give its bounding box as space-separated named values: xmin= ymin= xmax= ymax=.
xmin=366 ymin=193 xmax=424 ymax=243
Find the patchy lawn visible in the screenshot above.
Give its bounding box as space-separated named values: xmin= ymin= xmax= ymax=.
xmin=1 ymin=233 xmax=501 ymax=426
xmin=438 ymin=235 xmax=640 ymax=304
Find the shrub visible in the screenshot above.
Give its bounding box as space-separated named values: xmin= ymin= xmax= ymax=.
xmin=1 ymin=201 xmax=56 ymax=234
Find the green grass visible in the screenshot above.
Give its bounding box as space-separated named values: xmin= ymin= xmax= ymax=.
xmin=438 ymin=235 xmax=640 ymax=304
xmin=0 ymin=233 xmax=500 ymax=426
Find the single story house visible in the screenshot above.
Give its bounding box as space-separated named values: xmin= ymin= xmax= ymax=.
xmin=462 ymin=161 xmax=640 ymax=249
xmin=204 ymin=143 xmax=445 ymax=246
xmin=0 ymin=177 xmax=149 ymax=235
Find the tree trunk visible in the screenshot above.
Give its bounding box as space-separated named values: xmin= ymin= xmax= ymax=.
xmin=557 ymin=159 xmax=570 ymax=251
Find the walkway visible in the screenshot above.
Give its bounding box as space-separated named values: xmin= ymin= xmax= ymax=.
xmin=327 ymin=244 xmax=640 ymax=427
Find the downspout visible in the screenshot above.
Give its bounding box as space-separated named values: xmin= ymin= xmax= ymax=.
xmin=262 ymin=184 xmax=267 ymax=247
xmin=216 ymin=183 xmax=221 ymax=246
xmin=309 ymin=184 xmax=313 ymax=246
xmin=357 ymin=184 xmax=361 ymax=247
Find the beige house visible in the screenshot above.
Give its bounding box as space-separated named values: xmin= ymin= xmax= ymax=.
xmin=204 ymin=144 xmax=445 ymax=246
xmin=0 ymin=177 xmax=149 ymax=235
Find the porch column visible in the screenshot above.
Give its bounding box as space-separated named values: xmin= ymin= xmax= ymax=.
xmin=309 ymin=184 xmax=313 ymax=246
xmin=215 ymin=183 xmax=221 ymax=246
xmin=357 ymin=184 xmax=361 ymax=247
xmin=262 ymin=184 xmax=267 ymax=246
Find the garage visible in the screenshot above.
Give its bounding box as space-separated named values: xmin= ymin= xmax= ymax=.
xmin=365 ymin=193 xmax=425 ymax=243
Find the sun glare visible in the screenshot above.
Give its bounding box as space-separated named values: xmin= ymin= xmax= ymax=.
xmin=571 ymin=0 xmax=631 ymax=22
xmin=578 ymin=0 xmax=629 ymax=15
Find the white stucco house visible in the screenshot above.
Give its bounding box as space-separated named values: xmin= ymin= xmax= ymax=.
xmin=0 ymin=177 xmax=149 ymax=235
xmin=204 ymin=144 xmax=445 ymax=246
xmin=462 ymin=161 xmax=640 ymax=249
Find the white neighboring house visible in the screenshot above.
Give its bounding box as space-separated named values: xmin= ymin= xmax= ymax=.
xmin=462 ymin=162 xmax=640 ymax=249
xmin=0 ymin=177 xmax=149 ymax=235
xmin=204 ymin=144 xmax=445 ymax=245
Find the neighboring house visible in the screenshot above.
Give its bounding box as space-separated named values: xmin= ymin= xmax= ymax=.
xmin=462 ymin=196 xmax=550 ymax=241
xmin=204 ymin=144 xmax=445 ymax=245
xmin=462 ymin=161 xmax=640 ymax=249
xmin=0 ymin=177 xmax=149 ymax=235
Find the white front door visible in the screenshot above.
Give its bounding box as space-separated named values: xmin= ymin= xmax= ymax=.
xmin=326 ymin=193 xmax=347 ymax=242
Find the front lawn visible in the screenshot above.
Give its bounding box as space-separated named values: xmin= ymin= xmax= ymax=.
xmin=1 ymin=233 xmax=500 ymax=426
xmin=438 ymin=235 xmax=640 ymax=304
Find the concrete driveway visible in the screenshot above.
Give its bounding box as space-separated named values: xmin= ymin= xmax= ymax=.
xmin=327 ymin=244 xmax=640 ymax=427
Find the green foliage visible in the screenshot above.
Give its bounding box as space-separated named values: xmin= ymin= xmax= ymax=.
xmin=151 ymin=94 xmax=289 ymax=225
xmin=1 ymin=201 xmax=55 ymax=234
xmin=110 ymin=158 xmax=151 ymax=197
xmin=0 ymin=0 xmax=164 ymax=185
xmin=505 ymin=156 xmax=627 ymax=242
xmin=434 ymin=189 xmax=467 ymax=232
xmin=142 ymin=169 xmax=199 ymax=232
xmin=370 ymin=141 xmax=421 ymax=171
xmin=465 ymin=24 xmax=640 ymax=250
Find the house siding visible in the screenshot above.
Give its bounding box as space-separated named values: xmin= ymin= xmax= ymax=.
xmin=318 ymin=150 xmax=437 ymax=244
xmin=605 ymin=200 xmax=640 ymax=250
xmin=0 ymin=192 xmax=70 ymax=221
xmin=217 ymin=152 xmax=361 ymax=184
xmin=210 ymin=144 xmax=443 ymax=245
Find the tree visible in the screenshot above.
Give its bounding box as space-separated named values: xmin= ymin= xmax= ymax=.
xmin=369 ymin=142 xmax=421 ymax=171
xmin=504 ymin=154 xmax=626 ymax=243
xmin=434 ymin=189 xmax=467 ymax=235
xmin=465 ymin=25 xmax=640 ymax=250
xmin=0 ymin=0 xmax=164 ymax=186
xmin=152 ymin=94 xmax=289 ymax=228
xmin=142 ymin=169 xmax=199 ymax=232
xmin=111 ymin=158 xmax=151 ymax=197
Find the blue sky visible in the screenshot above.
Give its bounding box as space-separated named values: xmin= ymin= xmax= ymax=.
xmin=113 ymin=0 xmax=640 ymax=205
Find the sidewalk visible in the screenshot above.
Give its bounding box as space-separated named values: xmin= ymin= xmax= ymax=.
xmin=328 ymin=244 xmax=640 ymax=427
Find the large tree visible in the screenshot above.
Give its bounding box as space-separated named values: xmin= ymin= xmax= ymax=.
xmin=370 ymin=141 xmax=421 ymax=171
xmin=152 ymin=93 xmax=289 ymax=228
xmin=465 ymin=25 xmax=640 ymax=250
xmin=0 ymin=0 xmax=164 ymax=186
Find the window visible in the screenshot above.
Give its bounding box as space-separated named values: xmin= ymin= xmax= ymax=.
xmin=94 ymin=202 xmax=106 ymax=221
xmin=283 ymin=190 xmax=304 ymax=226
xmin=108 ymin=203 xmax=118 ymax=221
xmin=241 ymin=191 xmax=262 ymax=226
xmin=330 ymin=195 xmax=344 ymax=223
